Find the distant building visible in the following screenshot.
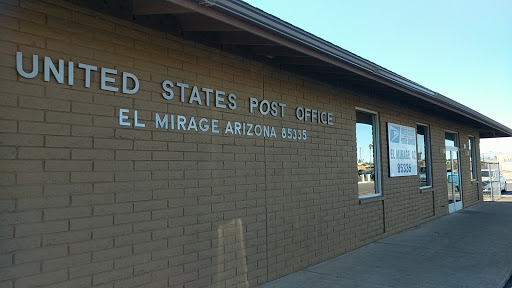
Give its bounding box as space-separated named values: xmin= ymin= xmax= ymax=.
xmin=497 ymin=154 xmax=512 ymax=171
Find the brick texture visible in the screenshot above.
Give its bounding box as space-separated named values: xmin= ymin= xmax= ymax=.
xmin=0 ymin=0 xmax=483 ymax=287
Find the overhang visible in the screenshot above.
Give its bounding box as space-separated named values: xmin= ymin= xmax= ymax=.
xmin=82 ymin=0 xmax=512 ymax=138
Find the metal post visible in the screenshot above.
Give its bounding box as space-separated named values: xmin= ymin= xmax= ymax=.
xmin=490 ymin=163 xmax=494 ymax=201
xmin=498 ymin=162 xmax=501 ymax=193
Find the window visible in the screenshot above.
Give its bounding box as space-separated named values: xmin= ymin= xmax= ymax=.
xmin=469 ymin=136 xmax=476 ymax=180
xmin=417 ymin=124 xmax=432 ymax=187
xmin=356 ymin=109 xmax=381 ymax=198
xmin=445 ymin=131 xmax=458 ymax=147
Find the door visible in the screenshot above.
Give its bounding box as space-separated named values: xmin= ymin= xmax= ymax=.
xmin=446 ymin=148 xmax=462 ymax=213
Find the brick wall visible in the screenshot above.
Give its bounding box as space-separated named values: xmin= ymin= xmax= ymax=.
xmin=0 ymin=0 xmax=483 ymax=287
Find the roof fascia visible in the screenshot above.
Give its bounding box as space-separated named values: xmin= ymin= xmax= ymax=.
xmin=165 ymin=0 xmax=512 ymax=137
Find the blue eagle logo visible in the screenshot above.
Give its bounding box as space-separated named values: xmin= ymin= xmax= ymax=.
xmin=390 ymin=125 xmax=400 ymax=143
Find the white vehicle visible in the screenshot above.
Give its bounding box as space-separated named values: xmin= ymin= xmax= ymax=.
xmin=499 ymin=174 xmax=507 ymax=192
xmin=481 ymin=169 xmax=507 ymax=192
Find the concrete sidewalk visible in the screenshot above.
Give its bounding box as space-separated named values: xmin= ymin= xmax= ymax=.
xmin=258 ymin=200 xmax=512 ymax=288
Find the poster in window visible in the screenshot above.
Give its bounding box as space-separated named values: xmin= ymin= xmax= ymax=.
xmin=387 ymin=122 xmax=418 ymax=177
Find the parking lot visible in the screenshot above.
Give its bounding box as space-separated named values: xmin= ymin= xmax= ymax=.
xmin=357 ymin=182 xmax=375 ymax=195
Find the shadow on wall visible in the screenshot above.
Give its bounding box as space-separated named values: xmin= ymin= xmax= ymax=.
xmin=217 ymin=219 xmax=249 ymax=287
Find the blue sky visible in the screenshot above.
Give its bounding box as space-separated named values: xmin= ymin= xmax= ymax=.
xmin=244 ymin=0 xmax=512 ymax=156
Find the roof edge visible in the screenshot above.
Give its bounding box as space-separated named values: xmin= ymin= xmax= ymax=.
xmin=178 ymin=0 xmax=512 ymax=137
xmin=207 ymin=0 xmax=435 ymax=95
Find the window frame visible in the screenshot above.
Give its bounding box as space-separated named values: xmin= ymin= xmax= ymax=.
xmin=445 ymin=130 xmax=459 ymax=148
xmin=469 ymin=136 xmax=477 ymax=181
xmin=356 ymin=107 xmax=382 ymax=199
xmin=417 ymin=123 xmax=433 ymax=189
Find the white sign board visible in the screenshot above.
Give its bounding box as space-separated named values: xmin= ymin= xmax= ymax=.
xmin=387 ymin=123 xmax=417 ymax=177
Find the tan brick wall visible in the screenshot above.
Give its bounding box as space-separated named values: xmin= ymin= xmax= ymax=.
xmin=0 ymin=0 xmax=483 ymax=287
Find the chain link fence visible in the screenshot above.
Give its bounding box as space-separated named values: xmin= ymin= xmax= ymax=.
xmin=482 ymin=162 xmax=503 ymax=201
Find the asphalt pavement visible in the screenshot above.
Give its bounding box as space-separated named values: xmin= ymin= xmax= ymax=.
xmin=502 ymin=192 xmax=512 ymax=288
xmin=258 ymin=199 xmax=512 ymax=288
